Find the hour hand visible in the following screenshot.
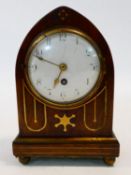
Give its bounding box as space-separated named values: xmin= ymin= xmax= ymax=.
xmin=53 ymin=63 xmax=67 ymax=88
xmin=53 ymin=77 xmax=59 ymax=88
xmin=53 ymin=70 xmax=62 ymax=88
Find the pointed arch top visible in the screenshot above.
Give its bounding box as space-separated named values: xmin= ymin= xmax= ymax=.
xmin=16 ymin=6 xmax=114 ymax=110
xmin=16 ymin=6 xmax=114 ymax=76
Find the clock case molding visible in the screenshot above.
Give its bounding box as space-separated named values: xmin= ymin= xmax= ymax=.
xmin=12 ymin=6 xmax=120 ymax=165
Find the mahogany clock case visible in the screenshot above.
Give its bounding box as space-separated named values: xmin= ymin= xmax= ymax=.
xmin=12 ymin=6 xmax=120 ymax=165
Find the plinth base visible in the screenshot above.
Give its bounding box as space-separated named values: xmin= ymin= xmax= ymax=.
xmin=13 ymin=134 xmax=119 ymax=165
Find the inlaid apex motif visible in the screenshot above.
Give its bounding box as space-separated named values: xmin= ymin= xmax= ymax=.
xmin=54 ymin=114 xmax=76 ymax=132
xmin=58 ymin=9 xmax=69 ymax=20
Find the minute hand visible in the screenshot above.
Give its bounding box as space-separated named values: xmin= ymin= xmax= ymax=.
xmin=35 ymin=55 xmax=59 ymax=67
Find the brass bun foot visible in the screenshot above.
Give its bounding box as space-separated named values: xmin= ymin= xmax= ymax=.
xmin=103 ymin=157 xmax=116 ymax=166
xmin=18 ymin=156 xmax=31 ymax=165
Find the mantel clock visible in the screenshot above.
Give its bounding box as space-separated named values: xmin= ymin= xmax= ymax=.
xmin=13 ymin=6 xmax=120 ymax=165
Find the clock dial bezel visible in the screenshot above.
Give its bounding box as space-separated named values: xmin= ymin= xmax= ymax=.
xmin=24 ymin=27 xmax=105 ymax=108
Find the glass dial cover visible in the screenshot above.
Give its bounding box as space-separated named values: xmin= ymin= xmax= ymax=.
xmin=27 ymin=30 xmax=101 ymax=103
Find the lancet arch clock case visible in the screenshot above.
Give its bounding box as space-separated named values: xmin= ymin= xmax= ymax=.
xmin=13 ymin=6 xmax=120 ymax=165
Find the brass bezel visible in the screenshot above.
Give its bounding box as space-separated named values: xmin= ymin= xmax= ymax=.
xmin=24 ymin=27 xmax=105 ymax=109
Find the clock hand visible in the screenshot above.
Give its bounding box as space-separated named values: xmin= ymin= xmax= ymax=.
xmin=53 ymin=63 xmax=67 ymax=88
xmin=35 ymin=55 xmax=59 ymax=67
xmin=35 ymin=54 xmax=67 ymax=87
xmin=54 ymin=69 xmax=63 ymax=88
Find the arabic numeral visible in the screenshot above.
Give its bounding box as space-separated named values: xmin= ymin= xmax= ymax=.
xmin=59 ymin=33 xmax=67 ymax=41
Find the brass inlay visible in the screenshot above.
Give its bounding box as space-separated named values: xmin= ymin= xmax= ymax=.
xmin=33 ymin=99 xmax=37 ymax=123
xmin=84 ymin=86 xmax=107 ymax=131
xmin=23 ymin=82 xmax=47 ymax=132
xmin=54 ymin=114 xmax=76 ymax=132
xmin=93 ymin=97 xmax=97 ymax=122
xmin=58 ymin=9 xmax=69 ymax=20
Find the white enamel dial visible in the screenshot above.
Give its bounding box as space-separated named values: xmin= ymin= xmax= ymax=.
xmin=27 ymin=30 xmax=101 ymax=103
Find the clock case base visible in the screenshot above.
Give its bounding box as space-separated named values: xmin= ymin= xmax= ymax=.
xmin=13 ymin=133 xmax=119 ymax=165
